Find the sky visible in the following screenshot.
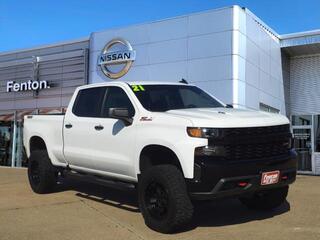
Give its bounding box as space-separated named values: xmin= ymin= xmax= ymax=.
xmin=1 ymin=0 xmax=320 ymax=52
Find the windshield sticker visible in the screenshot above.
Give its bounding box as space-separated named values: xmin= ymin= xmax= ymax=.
xmin=131 ymin=85 xmax=145 ymax=92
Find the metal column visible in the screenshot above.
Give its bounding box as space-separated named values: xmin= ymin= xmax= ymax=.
xmin=11 ymin=111 xmax=17 ymax=167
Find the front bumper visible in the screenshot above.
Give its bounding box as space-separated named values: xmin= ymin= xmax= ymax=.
xmin=187 ymin=149 xmax=297 ymax=200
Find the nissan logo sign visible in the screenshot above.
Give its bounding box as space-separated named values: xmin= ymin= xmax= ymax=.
xmin=98 ymin=38 xmax=136 ymax=79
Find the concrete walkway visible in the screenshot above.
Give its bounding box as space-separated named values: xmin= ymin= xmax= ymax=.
xmin=0 ymin=167 xmax=319 ymax=240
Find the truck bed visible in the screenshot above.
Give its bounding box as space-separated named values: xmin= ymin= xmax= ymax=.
xmin=23 ymin=114 xmax=67 ymax=166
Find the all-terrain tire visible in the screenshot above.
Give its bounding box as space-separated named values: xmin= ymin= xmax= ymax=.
xmin=239 ymin=186 xmax=288 ymax=210
xmin=28 ymin=150 xmax=58 ymax=194
xmin=138 ymin=165 xmax=193 ymax=233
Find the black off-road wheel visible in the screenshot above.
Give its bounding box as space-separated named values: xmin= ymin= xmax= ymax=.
xmin=28 ymin=150 xmax=58 ymax=194
xmin=240 ymin=186 xmax=288 ymax=210
xmin=138 ymin=165 xmax=193 ymax=233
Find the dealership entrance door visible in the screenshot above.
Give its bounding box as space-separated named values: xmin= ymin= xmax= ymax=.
xmin=291 ymin=115 xmax=315 ymax=174
xmin=292 ymin=127 xmax=313 ymax=173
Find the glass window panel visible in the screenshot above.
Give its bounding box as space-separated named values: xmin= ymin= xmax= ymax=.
xmin=292 ymin=115 xmax=312 ymax=126
xmin=0 ymin=120 xmax=13 ymax=166
xmin=259 ymin=103 xmax=279 ymax=113
xmin=314 ymin=115 xmax=320 ymax=152
xmin=269 ymin=107 xmax=280 ymax=114
xmin=293 ymin=128 xmax=312 ymax=171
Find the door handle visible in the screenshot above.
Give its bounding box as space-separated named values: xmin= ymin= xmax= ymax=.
xmin=94 ymin=125 xmax=104 ymax=131
xmin=65 ymin=123 xmax=73 ymax=129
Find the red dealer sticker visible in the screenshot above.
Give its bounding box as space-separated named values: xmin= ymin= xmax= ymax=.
xmin=261 ymin=171 xmax=280 ymax=185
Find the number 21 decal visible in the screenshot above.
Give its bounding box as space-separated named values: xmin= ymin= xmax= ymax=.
xmin=131 ymin=85 xmax=145 ymax=92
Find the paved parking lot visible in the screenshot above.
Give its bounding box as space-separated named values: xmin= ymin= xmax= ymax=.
xmin=0 ymin=167 xmax=320 ymax=240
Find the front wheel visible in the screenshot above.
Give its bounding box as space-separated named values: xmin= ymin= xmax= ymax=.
xmin=28 ymin=150 xmax=58 ymax=194
xmin=138 ymin=165 xmax=193 ymax=233
xmin=239 ymin=186 xmax=288 ymax=210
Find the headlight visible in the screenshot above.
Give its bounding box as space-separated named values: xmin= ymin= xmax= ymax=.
xmin=187 ymin=127 xmax=220 ymax=138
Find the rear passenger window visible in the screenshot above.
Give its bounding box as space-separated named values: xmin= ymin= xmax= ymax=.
xmin=72 ymin=87 xmax=106 ymax=117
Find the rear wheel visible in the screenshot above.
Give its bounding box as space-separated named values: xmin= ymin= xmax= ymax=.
xmin=28 ymin=150 xmax=58 ymax=194
xmin=239 ymin=186 xmax=288 ymax=210
xmin=138 ymin=165 xmax=193 ymax=233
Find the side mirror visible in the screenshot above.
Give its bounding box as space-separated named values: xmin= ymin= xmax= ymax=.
xmin=109 ymin=108 xmax=133 ymax=126
xmin=226 ymin=104 xmax=233 ymax=108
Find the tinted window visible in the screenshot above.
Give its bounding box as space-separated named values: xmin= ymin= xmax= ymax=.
xmin=292 ymin=115 xmax=312 ymax=126
xmin=130 ymin=84 xmax=223 ymax=112
xmin=72 ymin=87 xmax=106 ymax=117
xmin=314 ymin=115 xmax=320 ymax=152
xmin=102 ymin=87 xmax=135 ymax=117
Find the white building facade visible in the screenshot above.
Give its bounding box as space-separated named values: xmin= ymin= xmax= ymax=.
xmin=89 ymin=6 xmax=285 ymax=113
xmin=0 ymin=5 xmax=320 ymax=175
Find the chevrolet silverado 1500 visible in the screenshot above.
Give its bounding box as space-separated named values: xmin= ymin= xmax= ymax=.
xmin=24 ymin=81 xmax=297 ymax=233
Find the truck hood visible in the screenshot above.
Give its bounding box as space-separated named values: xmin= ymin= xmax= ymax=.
xmin=165 ymin=108 xmax=289 ymax=128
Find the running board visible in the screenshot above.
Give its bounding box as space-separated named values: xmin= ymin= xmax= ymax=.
xmin=64 ymin=169 xmax=136 ymax=190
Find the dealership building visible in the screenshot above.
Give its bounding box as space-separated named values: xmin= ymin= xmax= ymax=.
xmin=0 ymin=5 xmax=319 ymax=175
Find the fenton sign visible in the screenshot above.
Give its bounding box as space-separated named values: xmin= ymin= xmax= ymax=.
xmin=6 ymin=80 xmax=50 ymax=92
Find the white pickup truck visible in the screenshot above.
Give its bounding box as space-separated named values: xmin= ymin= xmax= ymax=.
xmin=24 ymin=81 xmax=297 ymax=233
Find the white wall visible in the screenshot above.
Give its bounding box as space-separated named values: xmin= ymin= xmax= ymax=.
xmin=289 ymin=55 xmax=320 ymax=115
xmin=239 ymin=10 xmax=285 ymax=114
xmin=89 ymin=6 xmax=235 ymax=105
xmin=282 ymin=52 xmax=291 ymax=116
xmin=89 ymin=6 xmax=286 ymax=112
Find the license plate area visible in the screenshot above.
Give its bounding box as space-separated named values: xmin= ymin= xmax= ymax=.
xmin=261 ymin=170 xmax=280 ymax=185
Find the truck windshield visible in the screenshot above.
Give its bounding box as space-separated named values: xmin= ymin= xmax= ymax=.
xmin=130 ymin=84 xmax=224 ymax=112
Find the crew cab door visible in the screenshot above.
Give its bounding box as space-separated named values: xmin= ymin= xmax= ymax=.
xmin=63 ymin=86 xmax=137 ymax=178
xmin=63 ymin=87 xmax=107 ymax=170
xmin=92 ymin=86 xmax=136 ymax=177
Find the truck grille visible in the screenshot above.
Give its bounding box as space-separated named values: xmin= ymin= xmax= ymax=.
xmin=208 ymin=124 xmax=291 ymax=162
xmin=221 ymin=124 xmax=290 ymax=138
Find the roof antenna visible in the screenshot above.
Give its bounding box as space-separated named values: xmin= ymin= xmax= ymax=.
xmin=179 ymin=78 xmax=188 ymax=84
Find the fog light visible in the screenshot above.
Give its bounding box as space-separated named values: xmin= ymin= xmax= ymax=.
xmin=195 ymin=146 xmax=225 ymax=156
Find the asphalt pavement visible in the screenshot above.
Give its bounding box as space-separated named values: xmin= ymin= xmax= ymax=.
xmin=0 ymin=167 xmax=319 ymax=240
